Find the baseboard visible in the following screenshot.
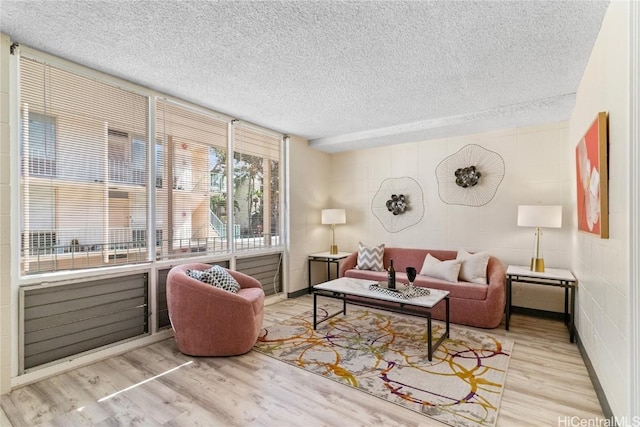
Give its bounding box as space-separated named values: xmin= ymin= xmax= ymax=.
xmin=511 ymin=305 xmax=566 ymax=321
xmin=575 ymin=330 xmax=615 ymax=423
xmin=287 ymin=288 xmax=309 ymax=299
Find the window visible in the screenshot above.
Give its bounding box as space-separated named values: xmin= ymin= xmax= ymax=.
xmin=108 ymin=129 xmax=129 ymax=183
xmin=233 ymin=124 xmax=281 ymax=250
xmin=24 ymin=112 xmax=57 ymax=176
xmin=18 ymin=54 xmax=285 ymax=274
xmin=108 ymin=131 xmax=147 ymax=185
xmin=155 ymin=143 xmax=164 ymax=188
xmin=131 ymin=136 xmax=146 ymax=185
xmin=155 ymin=99 xmax=229 ymax=259
xmin=19 ymin=56 xmax=149 ymax=275
xmin=21 ymin=185 xmax=57 ymax=255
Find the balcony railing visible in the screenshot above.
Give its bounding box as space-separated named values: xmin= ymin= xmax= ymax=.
xmin=21 ymin=154 xmax=57 ymax=177
xmin=21 ymin=227 xmax=280 ymax=274
xmin=23 ymin=156 xmax=229 ymax=196
xmin=109 ymin=159 xmax=146 ymax=185
xmin=210 ymin=209 xmax=240 ymax=238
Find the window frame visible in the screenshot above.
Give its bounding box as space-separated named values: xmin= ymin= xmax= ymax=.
xmin=16 ymin=48 xmax=286 ymax=278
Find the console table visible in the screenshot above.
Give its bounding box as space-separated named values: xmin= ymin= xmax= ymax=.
xmin=506 ymin=265 xmax=577 ymax=342
xmin=307 ymin=251 xmax=351 ymax=293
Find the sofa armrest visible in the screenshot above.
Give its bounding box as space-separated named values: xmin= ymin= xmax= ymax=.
xmin=485 ymin=257 xmax=506 ymax=306
xmin=339 ymin=252 xmax=359 ymax=277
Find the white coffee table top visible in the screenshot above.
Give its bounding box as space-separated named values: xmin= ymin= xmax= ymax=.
xmin=313 ymin=277 xmax=449 ymax=309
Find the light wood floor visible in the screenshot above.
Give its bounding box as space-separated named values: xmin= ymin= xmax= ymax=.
xmin=1 ymin=295 xmax=604 ymax=426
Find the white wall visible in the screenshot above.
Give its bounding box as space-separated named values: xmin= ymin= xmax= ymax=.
xmin=569 ymin=1 xmax=630 ymax=418
xmin=287 ymin=135 xmax=332 ymax=294
xmin=331 ymin=122 xmax=573 ymax=311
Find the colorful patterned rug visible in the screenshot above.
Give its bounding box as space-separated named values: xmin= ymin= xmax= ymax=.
xmin=255 ymin=307 xmax=513 ymax=427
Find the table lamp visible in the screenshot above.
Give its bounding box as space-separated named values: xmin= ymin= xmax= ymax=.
xmin=321 ymin=209 xmax=346 ymax=254
xmin=517 ymin=205 xmax=562 ymax=272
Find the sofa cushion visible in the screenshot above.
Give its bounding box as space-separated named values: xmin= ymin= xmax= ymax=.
xmin=345 ymin=269 xmax=387 ymax=282
xmin=419 ymin=254 xmax=462 ymax=283
xmin=413 ymin=276 xmax=489 ymax=301
xmin=456 ymin=248 xmax=490 ymax=284
xmin=356 ymin=242 xmax=385 ymax=271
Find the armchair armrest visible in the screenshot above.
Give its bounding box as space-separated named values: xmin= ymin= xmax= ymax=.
xmin=227 ymin=269 xmax=262 ymax=289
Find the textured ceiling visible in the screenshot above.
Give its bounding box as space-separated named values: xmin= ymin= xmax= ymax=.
xmin=0 ymin=0 xmax=609 ymax=153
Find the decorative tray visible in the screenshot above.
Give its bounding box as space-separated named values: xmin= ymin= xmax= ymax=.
xmin=368 ymin=283 xmax=431 ymax=299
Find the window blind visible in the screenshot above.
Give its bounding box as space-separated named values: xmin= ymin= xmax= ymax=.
xmin=19 ymin=57 xmax=149 ymax=274
xmin=233 ymin=124 xmax=282 ymax=250
xmin=155 ymin=99 xmax=229 ymax=259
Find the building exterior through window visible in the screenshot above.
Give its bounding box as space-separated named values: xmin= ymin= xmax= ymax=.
xmin=19 ymin=55 xmax=283 ymax=275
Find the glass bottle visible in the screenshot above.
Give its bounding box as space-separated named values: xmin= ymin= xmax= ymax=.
xmin=388 ymin=259 xmax=396 ymax=289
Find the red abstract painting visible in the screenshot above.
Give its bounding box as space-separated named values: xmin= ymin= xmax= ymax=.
xmin=575 ymin=112 xmax=608 ymax=238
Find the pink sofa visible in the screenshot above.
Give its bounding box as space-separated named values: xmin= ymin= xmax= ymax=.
xmin=167 ymin=263 xmax=265 ymax=356
xmin=338 ymin=248 xmax=506 ymax=328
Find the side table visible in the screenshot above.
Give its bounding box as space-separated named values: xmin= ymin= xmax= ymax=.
xmin=307 ymin=252 xmax=351 ymax=293
xmin=506 ymin=265 xmax=577 ymax=343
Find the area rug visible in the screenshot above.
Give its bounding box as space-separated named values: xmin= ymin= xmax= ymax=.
xmin=254 ymin=307 xmax=513 ymax=427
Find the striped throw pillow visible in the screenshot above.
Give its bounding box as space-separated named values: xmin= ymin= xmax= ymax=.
xmin=356 ymin=242 xmax=385 ymax=271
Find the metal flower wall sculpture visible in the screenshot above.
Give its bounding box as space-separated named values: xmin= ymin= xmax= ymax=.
xmin=386 ymin=194 xmax=407 ymax=215
xmin=436 ymin=144 xmax=505 ymax=207
xmin=454 ymin=166 xmax=481 ymax=188
xmin=372 ymin=177 xmax=424 ymax=233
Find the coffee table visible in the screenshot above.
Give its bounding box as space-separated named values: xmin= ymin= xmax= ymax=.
xmin=313 ymin=277 xmax=450 ymax=361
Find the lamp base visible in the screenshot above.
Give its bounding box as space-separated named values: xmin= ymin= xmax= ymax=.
xmin=530 ymin=258 xmax=545 ymax=272
xmin=329 ymin=245 xmax=338 ymax=255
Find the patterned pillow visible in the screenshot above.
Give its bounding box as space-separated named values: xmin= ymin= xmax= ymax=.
xmin=356 ymin=242 xmax=385 ymax=271
xmin=200 ymin=265 xmax=241 ymax=293
xmin=186 ymin=269 xmax=205 ymax=281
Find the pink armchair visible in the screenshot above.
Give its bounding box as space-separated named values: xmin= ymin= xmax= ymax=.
xmin=167 ymin=263 xmax=265 ymax=356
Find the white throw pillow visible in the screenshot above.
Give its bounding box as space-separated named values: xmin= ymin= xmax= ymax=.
xmin=456 ymin=248 xmax=491 ymax=284
xmin=356 ymin=242 xmax=385 ymax=271
xmin=419 ymin=253 xmax=462 ymax=283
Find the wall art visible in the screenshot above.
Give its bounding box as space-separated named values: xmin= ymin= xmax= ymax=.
xmin=372 ymin=177 xmax=424 ymax=233
xmin=435 ymin=144 xmax=505 ymax=207
xmin=575 ymin=111 xmax=609 ymax=238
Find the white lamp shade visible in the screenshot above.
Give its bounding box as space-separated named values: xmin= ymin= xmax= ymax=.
xmin=321 ymin=209 xmax=346 ymax=225
xmin=517 ymin=205 xmax=562 ymax=228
